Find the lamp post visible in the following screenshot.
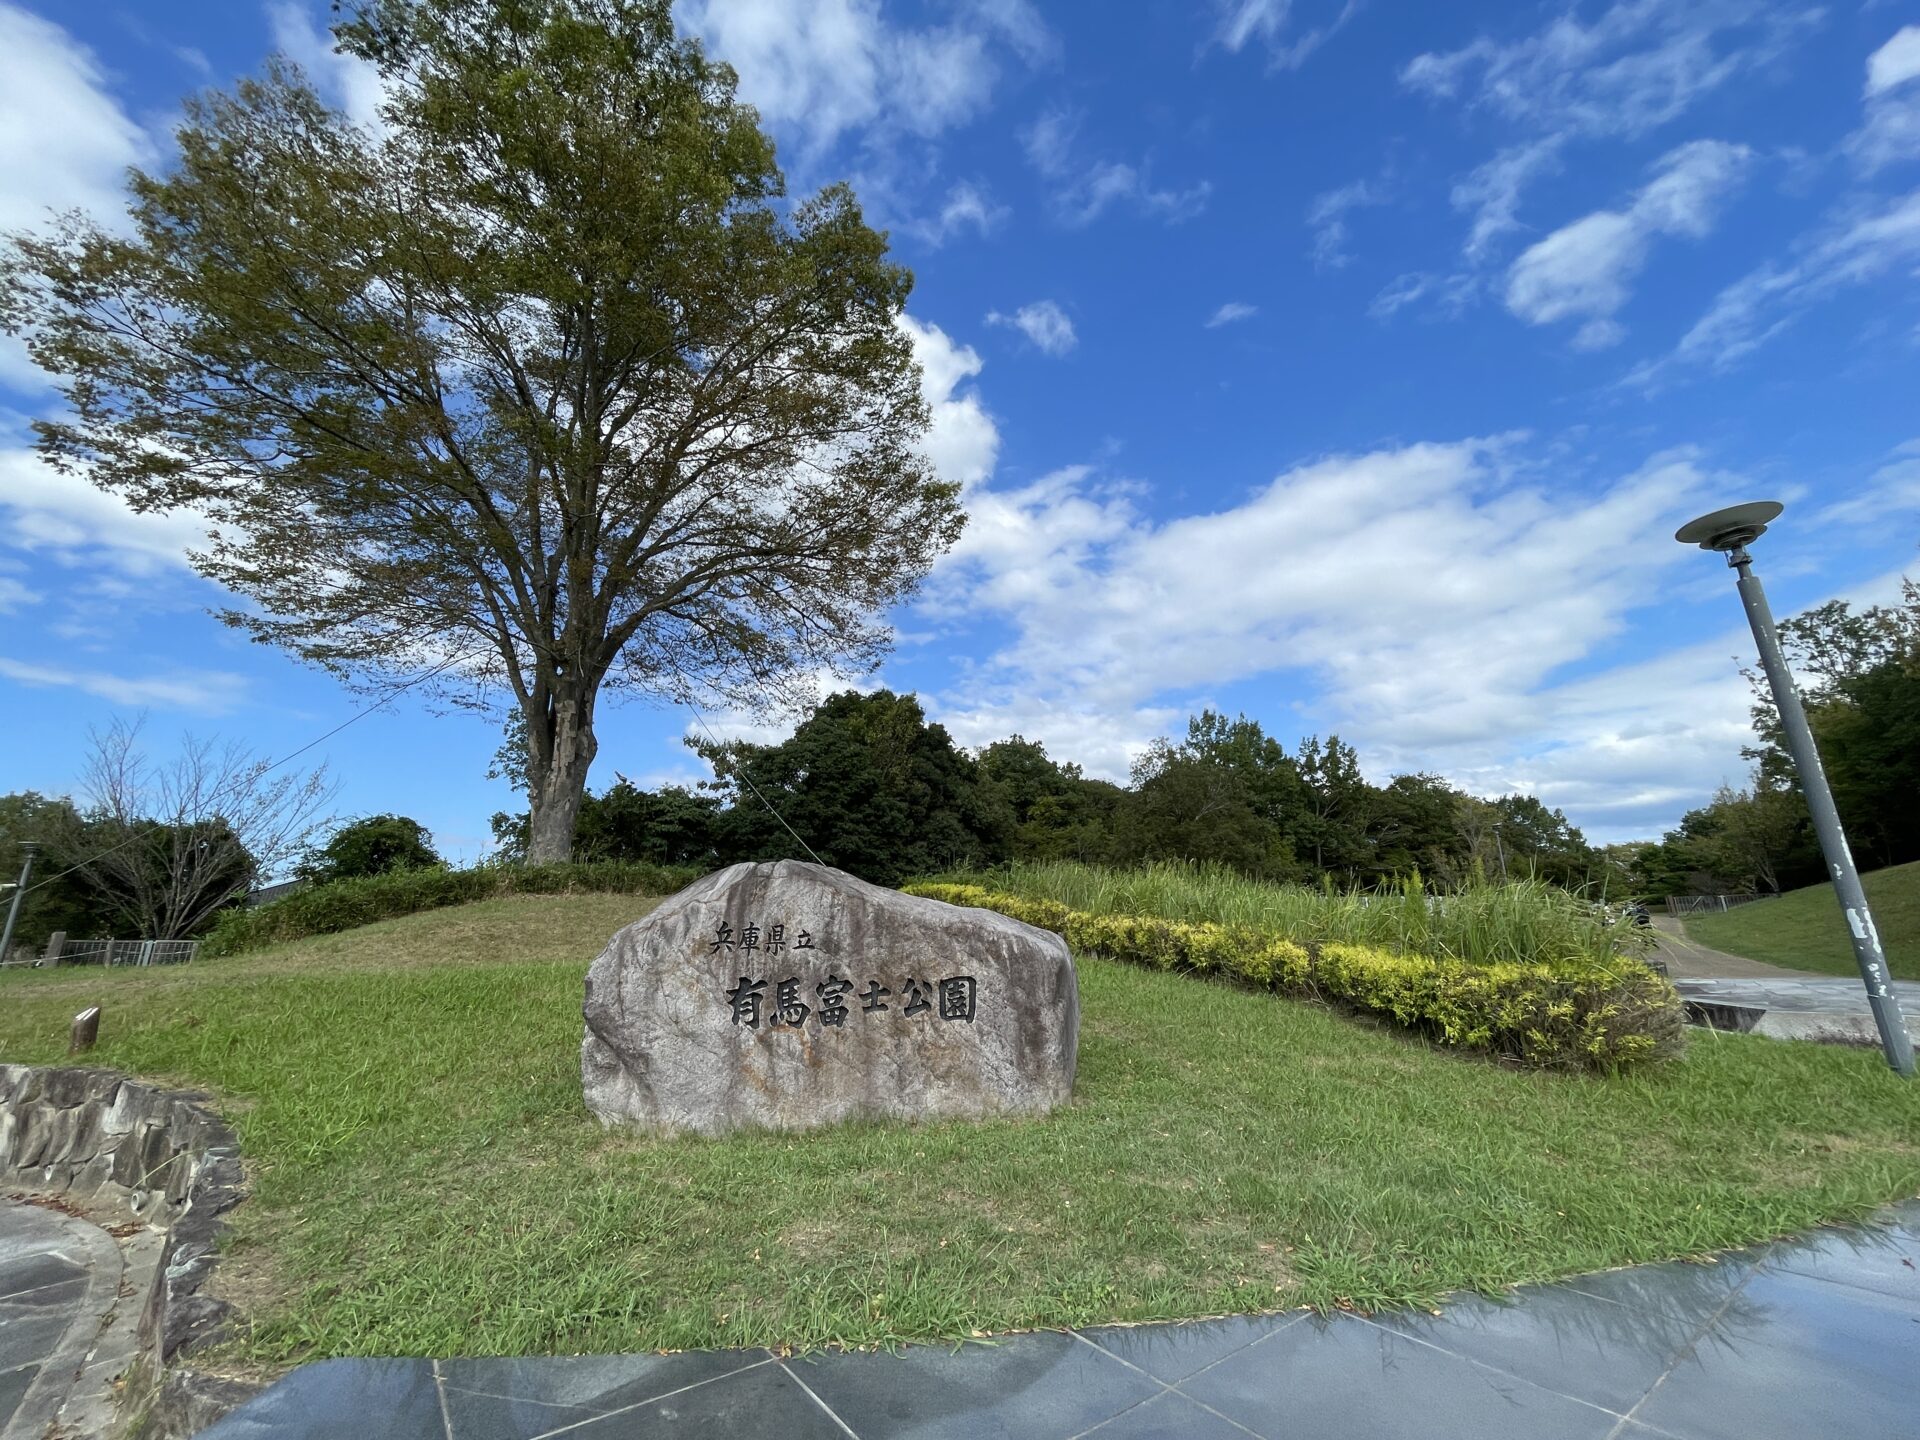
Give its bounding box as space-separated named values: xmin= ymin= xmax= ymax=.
xmin=0 ymin=841 xmax=40 ymax=965
xmin=1676 ymin=501 xmax=1914 ymax=1077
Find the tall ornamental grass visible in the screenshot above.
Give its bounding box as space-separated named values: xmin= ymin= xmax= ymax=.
xmin=905 ymin=876 xmax=1682 ymax=1070
xmin=922 ymin=860 xmax=1642 ymax=971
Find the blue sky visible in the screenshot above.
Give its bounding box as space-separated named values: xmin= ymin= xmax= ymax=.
xmin=3 ymin=0 xmax=1918 ymax=862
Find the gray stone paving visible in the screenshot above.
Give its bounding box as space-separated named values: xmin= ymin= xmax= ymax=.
xmin=1647 ymin=916 xmax=1826 ymax=981
xmin=0 ymin=1196 xmax=122 ymax=1440
xmin=1674 ymin=976 xmax=1920 ymax=1046
xmin=196 ymin=1201 xmax=1920 ymax=1440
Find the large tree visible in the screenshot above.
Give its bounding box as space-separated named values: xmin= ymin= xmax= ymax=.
xmin=1 ymin=0 xmax=962 ymax=861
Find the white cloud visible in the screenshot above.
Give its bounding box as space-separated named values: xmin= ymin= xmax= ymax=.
xmin=1851 ymin=91 xmax=1920 ymax=175
xmin=1215 ymin=0 xmax=1288 ymax=52
xmin=0 ymin=445 xmax=211 ymax=576
xmin=1208 ymin=0 xmax=1357 ymax=70
xmin=909 ymin=180 xmax=1007 ymax=245
xmin=0 ymin=656 xmax=248 ymax=712
xmin=1401 ymin=2 xmax=1815 ymax=141
xmin=1637 ymin=186 xmax=1920 ymax=378
xmin=0 ymin=562 xmax=30 ymax=614
xmin=1306 ymin=178 xmax=1385 ymax=268
xmin=1434 ymin=638 xmax=1756 ymax=841
xmin=985 ymin=300 xmax=1077 ymax=356
xmin=1865 ymin=26 xmax=1920 ymax=98
xmin=0 ymin=3 xmax=163 ymax=391
xmin=266 ymin=1 xmax=386 ymax=132
xmin=1206 ymin=301 xmax=1258 ymax=328
xmin=1850 ymin=26 xmax=1920 ymax=174
xmin=895 ymin=315 xmax=999 ymax=490
xmin=1453 ymin=137 xmax=1565 ymax=262
xmin=1504 ymin=140 xmax=1752 ymax=346
xmin=927 ymin=464 xmax=1136 ymax=620
xmin=1817 ymin=439 xmax=1920 ymax=526
xmin=1369 ymin=271 xmax=1481 ymax=323
xmin=685 ymin=666 xmax=873 ymax=744
xmin=676 ymin=0 xmax=1051 ymax=160
xmin=1406 ymin=3 xmax=1813 ymax=264
xmin=1022 ymin=106 xmax=1211 ymax=226
xmin=0 ymin=3 xmax=153 ymax=236
xmin=932 ymin=696 xmax=1175 ymax=783
xmin=916 ymin=435 xmax=1784 ymax=838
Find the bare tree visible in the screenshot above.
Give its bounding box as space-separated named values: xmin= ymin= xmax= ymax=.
xmin=58 ymin=718 xmax=335 ymax=939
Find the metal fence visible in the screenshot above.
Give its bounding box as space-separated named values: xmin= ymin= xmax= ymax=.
xmin=245 ymin=879 xmax=307 ymax=908
xmin=1665 ymin=894 xmax=1768 ymax=917
xmin=45 ymin=938 xmax=200 ymax=967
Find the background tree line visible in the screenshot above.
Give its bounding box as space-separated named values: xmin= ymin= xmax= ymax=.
xmin=489 ymin=691 xmax=1618 ymax=891
xmin=1631 ymin=579 xmax=1920 ymax=898
xmin=15 ymin=580 xmax=1906 ymax=955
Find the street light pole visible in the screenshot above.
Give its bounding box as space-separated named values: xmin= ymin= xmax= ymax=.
xmin=0 ymin=841 xmax=40 ymax=965
xmin=1677 ymin=502 xmax=1914 ymax=1077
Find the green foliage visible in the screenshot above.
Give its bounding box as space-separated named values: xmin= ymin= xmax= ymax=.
xmin=1684 ymin=858 xmax=1920 ymax=983
xmin=1632 ymin=785 xmax=1808 ymax=899
xmin=493 ymin=779 xmax=721 ymax=867
xmin=907 ymin=877 xmax=1681 ymax=1071
xmin=201 ymin=860 xmax=698 ymax=957
xmin=1647 ymin=579 xmax=1920 ymax=896
xmin=1815 ymin=657 xmax=1920 ymax=869
xmin=1120 ymin=740 xmax=1288 ymax=877
xmin=695 ymin=689 xmax=1011 ymax=886
xmin=1095 ymin=711 xmax=1614 ymax=892
xmin=578 ymin=781 xmax=721 ymax=866
xmin=299 ymin=814 xmax=442 ymax=884
xmin=0 ymin=793 xmax=119 ymax=951
xmin=976 ymin=736 xmax=1123 ymax=864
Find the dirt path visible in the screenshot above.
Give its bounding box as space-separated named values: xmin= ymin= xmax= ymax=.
xmin=1648 ymin=914 xmax=1827 ymax=980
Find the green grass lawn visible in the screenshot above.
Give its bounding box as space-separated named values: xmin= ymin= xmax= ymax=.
xmin=1684 ymin=860 xmax=1920 ymax=981
xmin=3 ymin=892 xmax=1918 ymax=1368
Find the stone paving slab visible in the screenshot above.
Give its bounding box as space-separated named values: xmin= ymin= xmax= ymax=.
xmin=0 ymin=1196 xmax=122 ymax=1440
xmin=191 ymin=1200 xmax=1920 ymax=1440
xmin=1673 ymin=976 xmax=1920 ymax=1046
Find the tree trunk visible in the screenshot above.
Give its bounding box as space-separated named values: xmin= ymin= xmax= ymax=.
xmin=525 ymin=689 xmax=599 ymax=865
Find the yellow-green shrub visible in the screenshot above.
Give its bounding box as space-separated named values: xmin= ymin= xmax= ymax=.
xmin=905 ymin=882 xmax=1681 ymax=1072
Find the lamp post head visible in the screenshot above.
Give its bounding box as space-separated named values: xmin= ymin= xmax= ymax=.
xmin=1675 ymin=501 xmax=1783 ymax=553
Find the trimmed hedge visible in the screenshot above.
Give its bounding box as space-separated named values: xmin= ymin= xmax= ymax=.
xmin=203 ymin=861 xmax=702 ymax=958
xmin=905 ymin=882 xmax=1684 ymax=1072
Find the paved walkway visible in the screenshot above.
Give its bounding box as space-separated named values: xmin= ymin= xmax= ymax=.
xmin=0 ymin=1197 xmax=122 ymax=1440
xmin=1649 ymin=916 xmax=1920 ymax=1046
xmin=1646 ymin=916 xmax=1823 ymax=980
xmin=195 ymin=1202 xmax=1920 ymax=1440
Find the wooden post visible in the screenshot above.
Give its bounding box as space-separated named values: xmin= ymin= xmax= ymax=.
xmin=70 ymin=1006 xmax=101 ymax=1054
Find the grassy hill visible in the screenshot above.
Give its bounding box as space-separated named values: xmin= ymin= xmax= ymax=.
xmin=2 ymin=892 xmax=1919 ymax=1365
xmin=1684 ymin=860 xmax=1920 ymax=982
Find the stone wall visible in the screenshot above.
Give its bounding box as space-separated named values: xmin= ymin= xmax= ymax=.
xmin=0 ymin=1064 xmax=256 ymax=1434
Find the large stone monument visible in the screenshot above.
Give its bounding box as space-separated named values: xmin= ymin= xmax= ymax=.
xmin=582 ymin=861 xmax=1078 ymax=1136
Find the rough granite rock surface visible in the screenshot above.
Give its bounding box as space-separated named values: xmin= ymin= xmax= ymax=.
xmin=582 ymin=861 xmax=1079 ymax=1136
